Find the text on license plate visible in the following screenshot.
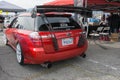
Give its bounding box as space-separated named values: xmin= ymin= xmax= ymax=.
xmin=62 ymin=38 xmax=73 ymax=46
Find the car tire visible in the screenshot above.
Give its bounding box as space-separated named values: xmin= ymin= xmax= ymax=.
xmin=3 ymin=34 xmax=8 ymax=45
xmin=16 ymin=43 xmax=24 ymax=65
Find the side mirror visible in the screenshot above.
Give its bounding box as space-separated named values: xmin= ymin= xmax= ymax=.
xmin=7 ymin=24 xmax=12 ymax=28
xmin=6 ymin=21 xmax=10 ymax=23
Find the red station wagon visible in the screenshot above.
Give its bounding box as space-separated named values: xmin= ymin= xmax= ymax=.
xmin=3 ymin=6 xmax=88 ymax=68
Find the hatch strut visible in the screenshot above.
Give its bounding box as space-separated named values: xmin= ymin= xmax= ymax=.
xmin=32 ymin=5 xmax=92 ymax=50
xmin=41 ymin=14 xmax=59 ymax=51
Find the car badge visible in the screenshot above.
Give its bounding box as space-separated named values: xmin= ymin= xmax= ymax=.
xmin=66 ymin=32 xmax=71 ymax=37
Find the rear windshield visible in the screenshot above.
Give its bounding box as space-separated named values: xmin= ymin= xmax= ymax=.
xmin=36 ymin=16 xmax=81 ymax=31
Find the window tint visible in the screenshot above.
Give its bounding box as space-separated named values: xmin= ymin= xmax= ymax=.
xmin=16 ymin=17 xmax=34 ymax=30
xmin=36 ymin=17 xmax=49 ymax=31
xmin=12 ymin=19 xmax=18 ymax=28
xmin=9 ymin=17 xmax=17 ymax=28
xmin=37 ymin=16 xmax=81 ymax=31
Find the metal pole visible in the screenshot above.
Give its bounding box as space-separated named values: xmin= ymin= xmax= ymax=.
xmin=84 ymin=0 xmax=89 ymax=38
xmin=85 ymin=0 xmax=87 ymax=8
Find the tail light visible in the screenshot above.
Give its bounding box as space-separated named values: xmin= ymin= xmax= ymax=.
xmin=82 ymin=31 xmax=86 ymax=37
xmin=79 ymin=31 xmax=86 ymax=38
xmin=78 ymin=32 xmax=86 ymax=47
xmin=29 ymin=32 xmax=42 ymax=47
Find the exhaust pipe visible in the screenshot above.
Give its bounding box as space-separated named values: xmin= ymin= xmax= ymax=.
xmin=41 ymin=62 xmax=52 ymax=68
xmin=81 ymin=53 xmax=86 ymax=58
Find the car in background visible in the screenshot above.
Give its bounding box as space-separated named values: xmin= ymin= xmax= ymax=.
xmin=3 ymin=6 xmax=88 ymax=67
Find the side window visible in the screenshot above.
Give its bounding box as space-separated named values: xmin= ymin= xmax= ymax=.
xmin=13 ymin=20 xmax=19 ymax=28
xmin=9 ymin=17 xmax=17 ymax=28
xmin=16 ymin=16 xmax=34 ymax=30
xmin=16 ymin=17 xmax=25 ymax=29
xmin=24 ymin=17 xmax=34 ymax=30
xmin=37 ymin=17 xmax=49 ymax=31
xmin=39 ymin=24 xmax=49 ymax=31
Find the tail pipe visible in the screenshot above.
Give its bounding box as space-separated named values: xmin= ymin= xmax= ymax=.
xmin=41 ymin=62 xmax=52 ymax=68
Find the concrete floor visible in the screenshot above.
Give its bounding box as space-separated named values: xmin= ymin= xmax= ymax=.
xmin=0 ymin=32 xmax=120 ymax=80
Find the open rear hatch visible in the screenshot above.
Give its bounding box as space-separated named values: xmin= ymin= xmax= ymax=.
xmin=32 ymin=6 xmax=91 ymax=53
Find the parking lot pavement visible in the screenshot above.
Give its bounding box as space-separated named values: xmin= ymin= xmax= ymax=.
xmin=0 ymin=32 xmax=120 ymax=80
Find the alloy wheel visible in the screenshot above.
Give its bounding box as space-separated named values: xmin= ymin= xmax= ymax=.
xmin=16 ymin=43 xmax=22 ymax=63
xmin=3 ymin=34 xmax=8 ymax=45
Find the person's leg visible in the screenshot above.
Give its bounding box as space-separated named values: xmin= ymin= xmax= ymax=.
xmin=116 ymin=26 xmax=119 ymax=33
xmin=109 ymin=26 xmax=113 ymax=35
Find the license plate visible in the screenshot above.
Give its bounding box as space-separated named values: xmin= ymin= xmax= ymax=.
xmin=62 ymin=38 xmax=73 ymax=46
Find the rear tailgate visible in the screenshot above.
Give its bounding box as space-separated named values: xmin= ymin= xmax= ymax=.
xmin=39 ymin=29 xmax=84 ymax=53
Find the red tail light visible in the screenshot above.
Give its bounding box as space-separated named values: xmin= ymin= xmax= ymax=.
xmin=78 ymin=31 xmax=86 ymax=47
xmin=29 ymin=32 xmax=42 ymax=47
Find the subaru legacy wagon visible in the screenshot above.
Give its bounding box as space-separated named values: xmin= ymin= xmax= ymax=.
xmin=3 ymin=6 xmax=88 ymax=66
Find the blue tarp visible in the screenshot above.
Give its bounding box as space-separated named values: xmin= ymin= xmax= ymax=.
xmin=89 ymin=18 xmax=100 ymax=23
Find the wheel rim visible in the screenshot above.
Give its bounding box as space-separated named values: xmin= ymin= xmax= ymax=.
xmin=3 ymin=34 xmax=7 ymax=44
xmin=16 ymin=44 xmax=22 ymax=63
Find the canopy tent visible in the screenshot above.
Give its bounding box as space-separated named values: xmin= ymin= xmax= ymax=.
xmin=0 ymin=1 xmax=26 ymax=12
xmin=44 ymin=0 xmax=120 ymax=12
xmin=44 ymin=0 xmax=73 ymax=6
xmin=87 ymin=0 xmax=120 ymax=12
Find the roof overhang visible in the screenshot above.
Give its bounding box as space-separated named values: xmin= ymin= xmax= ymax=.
xmin=87 ymin=0 xmax=120 ymax=12
xmin=0 ymin=1 xmax=26 ymax=12
xmin=44 ymin=0 xmax=120 ymax=12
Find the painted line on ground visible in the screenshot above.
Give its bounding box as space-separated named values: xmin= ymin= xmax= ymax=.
xmin=88 ymin=59 xmax=118 ymax=71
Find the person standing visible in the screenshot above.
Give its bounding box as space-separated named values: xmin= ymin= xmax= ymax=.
xmin=107 ymin=13 xmax=120 ymax=34
xmin=118 ymin=14 xmax=120 ymax=33
xmin=107 ymin=13 xmax=114 ymax=35
xmin=99 ymin=14 xmax=107 ymax=27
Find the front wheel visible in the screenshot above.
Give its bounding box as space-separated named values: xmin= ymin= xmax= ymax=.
xmin=16 ymin=43 xmax=24 ymax=65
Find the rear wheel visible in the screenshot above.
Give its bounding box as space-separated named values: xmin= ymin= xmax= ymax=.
xmin=16 ymin=43 xmax=24 ymax=65
xmin=3 ymin=34 xmax=8 ymax=45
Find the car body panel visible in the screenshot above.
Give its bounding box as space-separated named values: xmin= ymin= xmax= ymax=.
xmin=24 ymin=41 xmax=88 ymax=64
xmin=39 ymin=29 xmax=83 ymax=53
xmin=4 ymin=12 xmax=88 ymax=64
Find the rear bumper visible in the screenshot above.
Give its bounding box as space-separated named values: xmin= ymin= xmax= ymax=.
xmin=24 ymin=41 xmax=88 ymax=64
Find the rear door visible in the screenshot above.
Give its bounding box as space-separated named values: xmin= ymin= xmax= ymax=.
xmin=4 ymin=17 xmax=17 ymax=45
xmin=38 ymin=16 xmax=84 ymax=53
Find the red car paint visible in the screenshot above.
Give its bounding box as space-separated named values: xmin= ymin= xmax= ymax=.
xmin=4 ymin=13 xmax=88 ymax=64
